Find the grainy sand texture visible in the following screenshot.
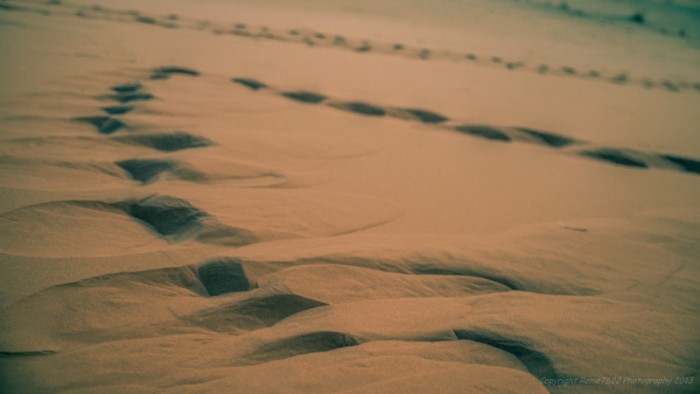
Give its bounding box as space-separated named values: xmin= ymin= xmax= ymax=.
xmin=1 ymin=0 xmax=699 ymax=393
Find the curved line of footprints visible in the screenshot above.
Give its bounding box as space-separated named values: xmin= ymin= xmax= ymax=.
xmin=71 ymin=66 xmax=699 ymax=192
xmin=8 ymin=64 xmax=699 ymax=247
xmin=3 ymin=0 xmax=700 ymax=94
xmin=229 ymin=76 xmax=700 ymax=176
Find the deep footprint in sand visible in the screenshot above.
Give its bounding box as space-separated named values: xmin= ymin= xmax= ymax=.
xmin=113 ymin=131 xmax=214 ymax=152
xmin=186 ymin=294 xmax=328 ymax=332
xmin=243 ymin=331 xmax=359 ymax=364
xmin=73 ymin=116 xmax=127 ymax=134
xmin=150 ymin=66 xmax=201 ymax=80
xmin=453 ymin=330 xmax=562 ymax=381
xmin=514 ymin=127 xmax=577 ymax=148
xmin=112 ymin=195 xmax=208 ymax=238
xmin=330 ymin=101 xmax=386 ymax=117
xmin=580 ymin=149 xmax=648 ymax=168
xmin=197 ymin=259 xmax=253 ymax=296
xmin=102 ymin=105 xmax=135 ymax=115
xmin=115 ymin=158 xmax=179 ymax=184
xmin=232 ymin=78 xmax=268 ymax=90
xmin=281 ymin=91 xmax=328 ymax=104
xmin=454 ymin=124 xmax=511 ymax=142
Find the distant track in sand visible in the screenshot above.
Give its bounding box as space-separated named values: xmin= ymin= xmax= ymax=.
xmin=228 ymin=74 xmax=700 ymax=177
xmin=2 ymin=0 xmax=700 ymax=94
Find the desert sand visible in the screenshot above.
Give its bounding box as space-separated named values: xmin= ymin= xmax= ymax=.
xmin=1 ymin=0 xmax=699 ymax=393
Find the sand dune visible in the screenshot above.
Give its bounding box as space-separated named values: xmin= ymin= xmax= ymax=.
xmin=1 ymin=0 xmax=699 ymax=393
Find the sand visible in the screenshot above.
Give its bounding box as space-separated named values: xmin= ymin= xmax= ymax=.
xmin=1 ymin=0 xmax=699 ymax=393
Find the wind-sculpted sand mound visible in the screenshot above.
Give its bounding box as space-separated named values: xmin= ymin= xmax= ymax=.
xmin=2 ymin=212 xmax=699 ymax=393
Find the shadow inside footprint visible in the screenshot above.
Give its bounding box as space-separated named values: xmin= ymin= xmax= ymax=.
xmin=0 ymin=350 xmax=58 ymax=358
xmin=112 ymin=92 xmax=155 ymax=103
xmin=661 ymin=155 xmax=700 ymax=175
xmin=247 ymin=332 xmax=359 ymax=363
xmin=102 ymin=105 xmax=134 ymax=115
xmin=114 ymin=132 xmax=213 ymax=152
xmin=454 ymin=125 xmax=511 ymax=142
xmin=111 ymin=83 xmax=142 ymax=93
xmin=151 ymin=66 xmax=200 ymax=79
xmin=197 ymin=259 xmax=251 ymax=296
xmin=333 ymin=101 xmax=386 ymax=116
xmin=403 ymin=108 xmax=449 ymax=124
xmin=232 ymin=78 xmax=268 ymax=90
xmin=116 ymin=158 xmax=176 ymax=184
xmin=581 ymin=149 xmax=648 ymax=168
xmin=515 ymin=128 xmax=576 ymax=148
xmin=281 ymin=91 xmax=327 ymax=104
xmin=188 ymin=294 xmax=327 ymax=332
xmin=113 ymin=195 xmax=207 ymax=237
xmin=73 ymin=116 xmax=126 ymax=134
xmin=453 ymin=330 xmax=560 ymax=379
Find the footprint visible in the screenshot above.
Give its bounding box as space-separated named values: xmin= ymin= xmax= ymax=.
xmin=453 ymin=330 xmax=561 ymax=380
xmin=150 ymin=66 xmax=200 ymax=80
xmin=661 ymin=155 xmax=700 ymax=175
xmin=0 ymin=350 xmax=58 ymax=358
xmin=72 ymin=116 xmax=126 ymax=134
xmin=355 ymin=42 xmax=371 ymax=52
xmin=186 ymin=294 xmax=327 ymax=332
xmin=113 ymin=131 xmax=213 ymax=152
xmin=515 ymin=128 xmax=576 ymax=148
xmin=454 ymin=125 xmax=511 ymax=142
xmin=109 ymin=92 xmax=155 ymax=103
xmin=232 ymin=78 xmax=268 ymax=91
xmin=115 ymin=158 xmax=178 ymax=184
xmin=112 ymin=195 xmax=208 ymax=238
xmin=197 ymin=259 xmax=252 ymax=296
xmin=331 ymin=101 xmax=386 ymax=117
xmin=111 ymin=83 xmax=143 ymax=93
xmin=102 ymin=105 xmax=134 ymax=115
xmin=580 ymin=149 xmax=647 ymax=168
xmin=401 ymin=108 xmax=449 ymax=124
xmin=281 ymin=91 xmax=327 ymax=104
xmin=246 ymin=331 xmax=359 ymax=363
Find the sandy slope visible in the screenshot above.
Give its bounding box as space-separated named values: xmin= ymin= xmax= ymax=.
xmin=1 ymin=0 xmax=699 ymax=393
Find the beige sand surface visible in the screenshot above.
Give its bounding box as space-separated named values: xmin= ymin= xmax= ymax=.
xmin=1 ymin=0 xmax=699 ymax=393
